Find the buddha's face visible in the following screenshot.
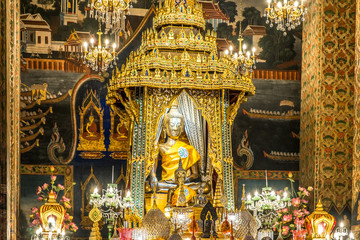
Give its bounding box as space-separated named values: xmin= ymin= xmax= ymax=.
xmin=165 ymin=117 xmax=183 ymax=139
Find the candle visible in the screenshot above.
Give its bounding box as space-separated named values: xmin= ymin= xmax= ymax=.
xmin=243 ymin=44 xmax=247 ymax=51
xmin=224 ymin=49 xmax=229 ymax=55
xmin=126 ymin=190 xmax=131 ymax=198
xmin=105 ymin=39 xmax=109 ymax=48
xmin=350 ymin=232 xmax=354 ymax=240
xmin=255 ymin=191 xmax=258 ymax=196
xmin=90 ymin=38 xmax=94 ymax=47
xmin=267 ymin=0 xmax=271 ymax=8
xmin=252 ymin=47 xmax=256 ymax=56
xmin=265 ymin=169 xmax=268 ymax=187
xmin=112 ymin=165 xmax=114 ymax=183
xmin=94 ymin=187 xmax=98 ymax=194
xmin=247 ymin=194 xmax=251 ymax=201
xmin=83 ymin=42 xmax=88 ymax=52
xmin=246 ymin=51 xmax=250 ymax=58
xmin=113 ymin=43 xmax=116 ymax=52
xmin=229 ymin=45 xmax=233 ymax=54
xmin=318 ymin=223 xmax=324 ymax=235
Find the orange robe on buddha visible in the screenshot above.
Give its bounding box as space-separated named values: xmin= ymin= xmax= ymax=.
xmin=160 ymin=140 xmax=200 ymax=181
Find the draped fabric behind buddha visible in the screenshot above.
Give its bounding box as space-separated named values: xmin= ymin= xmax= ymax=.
xmin=177 ymin=92 xmax=206 ymax=175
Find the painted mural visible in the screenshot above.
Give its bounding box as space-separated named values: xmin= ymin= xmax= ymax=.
xmin=18 ymin=0 xmax=305 ymax=238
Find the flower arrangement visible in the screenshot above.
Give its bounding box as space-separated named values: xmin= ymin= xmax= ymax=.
xmin=29 ymin=166 xmax=78 ymax=233
xmin=273 ymin=173 xmax=313 ymax=239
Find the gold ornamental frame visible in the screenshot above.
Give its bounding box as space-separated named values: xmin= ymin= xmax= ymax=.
xmin=3 ymin=0 xmax=21 ymax=238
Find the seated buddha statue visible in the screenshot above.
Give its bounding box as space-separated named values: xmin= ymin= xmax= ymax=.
xmin=146 ymin=100 xmax=209 ymax=193
xmin=83 ymin=114 xmax=100 ymax=140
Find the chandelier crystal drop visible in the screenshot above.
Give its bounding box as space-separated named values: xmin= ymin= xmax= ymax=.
xmin=82 ymin=30 xmax=117 ymax=74
xmin=264 ymin=0 xmax=307 ymax=36
xmin=89 ymin=0 xmax=132 ymax=27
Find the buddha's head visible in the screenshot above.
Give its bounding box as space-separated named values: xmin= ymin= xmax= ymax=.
xmin=163 ymin=99 xmax=184 ymax=140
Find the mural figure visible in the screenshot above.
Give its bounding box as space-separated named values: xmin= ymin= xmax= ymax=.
xmin=77 ymin=90 xmax=105 ymax=151
xmin=108 ymin=107 xmax=130 ymax=156
xmin=84 ymin=113 xmax=100 ymax=140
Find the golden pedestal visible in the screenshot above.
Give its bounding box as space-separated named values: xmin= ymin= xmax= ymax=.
xmin=145 ymin=193 xmax=168 ymax=213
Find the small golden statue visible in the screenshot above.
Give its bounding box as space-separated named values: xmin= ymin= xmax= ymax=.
xmin=167 ymin=151 xmax=196 ymax=206
xmin=147 ymin=100 xmax=208 ymax=193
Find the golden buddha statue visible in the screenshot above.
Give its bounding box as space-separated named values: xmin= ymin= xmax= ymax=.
xmin=147 ymin=100 xmax=205 ymax=192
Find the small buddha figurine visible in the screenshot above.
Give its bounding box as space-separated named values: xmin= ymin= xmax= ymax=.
xmin=166 ymin=148 xmax=196 ymax=206
xmin=194 ymin=185 xmax=207 ymax=207
xmin=147 ymin=100 xmax=203 ymax=191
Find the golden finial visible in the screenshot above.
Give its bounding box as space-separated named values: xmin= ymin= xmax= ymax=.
xmin=240 ymin=184 xmax=246 ymax=210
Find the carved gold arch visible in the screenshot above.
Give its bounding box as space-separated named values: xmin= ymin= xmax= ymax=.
xmin=80 ymin=166 xmax=103 ymax=230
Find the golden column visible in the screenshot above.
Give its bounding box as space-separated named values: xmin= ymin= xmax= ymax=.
xmin=301 ymin=0 xmax=355 ymax=223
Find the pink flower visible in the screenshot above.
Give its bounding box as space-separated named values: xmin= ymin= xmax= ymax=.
xmin=51 ymin=175 xmax=57 ymax=182
xmin=308 ymin=186 xmax=313 ymax=191
xmin=31 ymin=207 xmax=38 ymax=213
xmin=64 ymin=224 xmax=70 ymax=230
xmin=57 ymin=184 xmax=65 ymax=190
xmin=292 ymin=198 xmax=301 ymax=207
xmin=282 ymin=208 xmax=289 ymax=213
xmin=299 ymin=187 xmax=305 ymax=191
xmin=42 ymin=183 xmax=49 ymax=190
xmin=301 ymin=199 xmax=309 ymax=204
xmin=283 ymin=214 xmax=292 ymax=222
xmin=64 ymin=213 xmax=70 ymax=221
xmin=31 ymin=219 xmax=40 ymax=226
xmin=282 ymin=226 xmax=290 ymax=235
xmin=36 ymin=186 xmax=42 ymax=195
xmin=295 ymin=217 xmax=305 ymax=226
xmin=303 ymin=189 xmax=310 ymax=196
xmin=61 ymin=196 xmax=70 ymax=202
xmin=37 ymin=196 xmax=43 ymax=201
xmin=303 ymin=209 xmax=310 ymax=215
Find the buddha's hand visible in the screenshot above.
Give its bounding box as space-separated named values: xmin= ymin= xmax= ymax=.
xmin=149 ymin=173 xmax=159 ymax=191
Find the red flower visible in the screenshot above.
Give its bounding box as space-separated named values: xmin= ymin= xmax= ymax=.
xmin=37 ymin=196 xmax=43 ymax=201
xmin=57 ymin=184 xmax=65 ymax=190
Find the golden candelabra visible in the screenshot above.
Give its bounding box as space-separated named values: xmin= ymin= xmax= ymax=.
xmin=264 ymin=0 xmax=307 ymax=36
xmin=82 ymin=30 xmax=117 ymax=74
xmin=224 ymin=35 xmax=256 ymax=76
xmin=89 ymin=0 xmax=132 ymax=27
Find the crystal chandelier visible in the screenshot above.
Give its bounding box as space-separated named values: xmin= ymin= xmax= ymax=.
xmin=82 ymin=30 xmax=117 ymax=74
xmin=224 ymin=35 xmax=256 ymax=76
xmin=90 ymin=167 xmax=134 ymax=238
xmin=89 ymin=0 xmax=132 ymax=27
xmin=245 ymin=171 xmax=291 ymax=231
xmin=264 ymin=0 xmax=307 ymax=36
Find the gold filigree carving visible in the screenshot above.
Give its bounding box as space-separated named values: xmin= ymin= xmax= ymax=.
xmin=77 ymin=90 xmax=106 ymax=151
xmin=227 ymin=92 xmax=247 ymax=127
